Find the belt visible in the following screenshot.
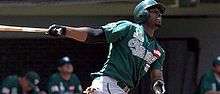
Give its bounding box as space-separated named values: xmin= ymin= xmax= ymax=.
xmin=117 ymin=81 xmax=130 ymax=93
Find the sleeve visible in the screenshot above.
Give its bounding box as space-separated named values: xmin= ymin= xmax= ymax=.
xmin=73 ymin=75 xmax=82 ymax=94
xmin=47 ymin=76 xmax=59 ymax=94
xmin=101 ymin=20 xmax=132 ymax=43
xmin=151 ymin=50 xmax=165 ymax=70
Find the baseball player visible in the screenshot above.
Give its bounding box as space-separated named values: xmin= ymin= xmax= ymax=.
xmin=0 ymin=71 xmax=40 ymax=94
xmin=195 ymin=56 xmax=220 ymax=94
xmin=47 ymin=56 xmax=82 ymax=94
xmin=46 ymin=0 xmax=166 ymax=94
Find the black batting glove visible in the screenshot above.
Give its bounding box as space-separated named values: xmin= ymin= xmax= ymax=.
xmin=47 ymin=24 xmax=67 ymax=36
xmin=153 ymin=80 xmax=166 ymax=94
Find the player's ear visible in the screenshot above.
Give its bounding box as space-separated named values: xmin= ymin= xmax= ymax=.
xmin=58 ymin=67 xmax=62 ymax=71
xmin=212 ymin=66 xmax=216 ymax=72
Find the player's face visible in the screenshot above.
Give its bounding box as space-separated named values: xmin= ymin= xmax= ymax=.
xmin=59 ymin=64 xmax=73 ymax=73
xmin=213 ymin=64 xmax=220 ymax=75
xmin=20 ymin=77 xmax=33 ymax=92
xmin=147 ymin=7 xmax=162 ymax=27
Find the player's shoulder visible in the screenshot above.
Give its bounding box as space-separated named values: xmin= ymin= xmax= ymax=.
xmin=71 ymin=74 xmax=80 ymax=80
xmin=69 ymin=74 xmax=81 ymax=84
xmin=114 ymin=20 xmax=133 ymax=25
xmin=201 ymin=69 xmax=215 ymax=81
xmin=49 ymin=73 xmax=60 ymax=80
xmin=116 ymin=20 xmax=141 ymax=28
xmin=2 ymin=75 xmax=18 ymax=87
xmin=3 ymin=75 xmax=17 ymax=82
xmin=105 ymin=20 xmax=139 ymax=29
xmin=205 ymin=70 xmax=215 ymax=78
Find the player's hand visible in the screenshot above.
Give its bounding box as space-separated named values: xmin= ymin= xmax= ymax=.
xmin=153 ymin=80 xmax=165 ymax=94
xmin=47 ymin=24 xmax=66 ymax=36
xmin=83 ymin=87 xmax=97 ymax=94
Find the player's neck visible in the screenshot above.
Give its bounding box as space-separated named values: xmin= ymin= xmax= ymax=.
xmin=144 ymin=24 xmax=158 ymax=37
xmin=60 ymin=72 xmax=71 ymax=81
xmin=18 ymin=78 xmax=28 ymax=93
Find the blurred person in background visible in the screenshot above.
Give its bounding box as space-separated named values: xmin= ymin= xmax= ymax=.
xmin=195 ymin=56 xmax=220 ymax=94
xmin=47 ymin=56 xmax=82 ymax=94
xmin=0 ymin=71 xmax=40 ymax=94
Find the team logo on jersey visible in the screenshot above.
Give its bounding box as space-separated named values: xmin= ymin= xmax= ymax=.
xmin=153 ymin=50 xmax=161 ymax=58
xmin=69 ymin=85 xmax=75 ymax=91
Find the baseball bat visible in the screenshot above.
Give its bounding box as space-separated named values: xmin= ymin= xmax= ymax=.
xmin=0 ymin=25 xmax=48 ymax=32
xmin=0 ymin=25 xmax=87 ymax=42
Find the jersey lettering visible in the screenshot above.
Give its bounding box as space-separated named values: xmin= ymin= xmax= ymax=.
xmin=69 ymin=85 xmax=75 ymax=91
xmin=60 ymin=82 xmax=65 ymax=91
xmin=212 ymin=83 xmax=217 ymax=91
xmin=2 ymin=87 xmax=10 ymax=94
xmin=128 ymin=38 xmax=145 ymax=58
xmin=11 ymin=88 xmax=17 ymax=94
xmin=51 ymin=85 xmax=59 ymax=92
xmin=128 ymin=31 xmax=161 ymax=72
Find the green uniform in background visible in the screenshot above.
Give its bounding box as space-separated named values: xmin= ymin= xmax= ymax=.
xmin=196 ymin=70 xmax=220 ymax=94
xmin=47 ymin=73 xmax=82 ymax=94
xmin=91 ymin=20 xmax=165 ymax=89
xmin=1 ymin=75 xmax=38 ymax=94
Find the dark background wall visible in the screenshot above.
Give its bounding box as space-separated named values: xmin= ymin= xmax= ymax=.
xmin=160 ymin=16 xmax=220 ymax=82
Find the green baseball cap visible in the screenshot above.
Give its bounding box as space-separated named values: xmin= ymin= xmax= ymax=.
xmin=25 ymin=71 xmax=40 ymax=87
xmin=213 ymin=56 xmax=220 ymax=65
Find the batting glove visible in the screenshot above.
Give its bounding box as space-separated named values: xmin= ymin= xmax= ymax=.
xmin=153 ymin=80 xmax=166 ymax=94
xmin=83 ymin=86 xmax=97 ymax=94
xmin=47 ymin=24 xmax=66 ymax=36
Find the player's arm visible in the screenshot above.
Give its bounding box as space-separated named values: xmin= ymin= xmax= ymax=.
xmin=150 ymin=50 xmax=166 ymax=94
xmin=151 ymin=69 xmax=163 ymax=81
xmin=47 ymin=24 xmax=105 ymax=43
xmin=150 ymin=69 xmax=165 ymax=94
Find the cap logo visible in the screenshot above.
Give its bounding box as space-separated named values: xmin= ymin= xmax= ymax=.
xmin=217 ymin=56 xmax=220 ymax=61
xmin=63 ymin=56 xmax=70 ymax=62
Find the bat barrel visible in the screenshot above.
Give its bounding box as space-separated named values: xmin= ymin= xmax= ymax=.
xmin=0 ymin=25 xmax=48 ymax=33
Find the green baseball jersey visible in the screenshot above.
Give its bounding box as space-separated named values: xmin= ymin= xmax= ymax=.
xmin=91 ymin=20 xmax=165 ymax=89
xmin=0 ymin=75 xmax=38 ymax=94
xmin=47 ymin=73 xmax=82 ymax=94
xmin=195 ymin=70 xmax=220 ymax=94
